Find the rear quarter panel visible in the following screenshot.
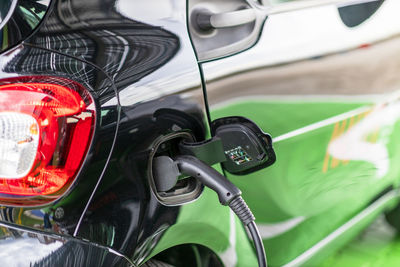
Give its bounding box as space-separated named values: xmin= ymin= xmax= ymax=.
xmin=17 ymin=0 xmax=253 ymax=265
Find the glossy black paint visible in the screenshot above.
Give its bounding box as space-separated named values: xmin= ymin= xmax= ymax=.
xmin=0 ymin=0 xmax=206 ymax=266
xmin=0 ymin=221 xmax=132 ymax=266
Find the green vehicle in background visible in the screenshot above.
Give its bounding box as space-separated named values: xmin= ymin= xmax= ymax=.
xmin=150 ymin=0 xmax=400 ymax=266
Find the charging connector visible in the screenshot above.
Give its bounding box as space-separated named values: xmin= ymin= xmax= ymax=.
xmin=153 ymin=155 xmax=267 ymax=267
xmin=174 ymin=155 xmax=241 ymax=205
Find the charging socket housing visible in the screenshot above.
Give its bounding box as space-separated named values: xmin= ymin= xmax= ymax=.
xmin=148 ymin=131 xmax=204 ymax=206
xmin=150 ymin=116 xmax=275 ymax=206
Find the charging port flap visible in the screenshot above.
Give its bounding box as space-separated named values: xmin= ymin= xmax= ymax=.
xmin=212 ymin=116 xmax=276 ymax=175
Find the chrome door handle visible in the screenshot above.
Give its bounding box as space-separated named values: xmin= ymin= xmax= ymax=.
xmin=197 ymin=8 xmax=256 ymax=31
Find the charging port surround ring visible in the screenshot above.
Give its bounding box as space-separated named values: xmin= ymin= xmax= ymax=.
xmin=148 ymin=131 xmax=204 ymax=206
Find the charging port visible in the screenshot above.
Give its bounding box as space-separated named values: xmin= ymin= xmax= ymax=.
xmin=148 ymin=131 xmax=204 ymax=206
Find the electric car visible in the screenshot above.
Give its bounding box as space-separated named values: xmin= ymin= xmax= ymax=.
xmin=0 ymin=0 xmax=399 ymax=266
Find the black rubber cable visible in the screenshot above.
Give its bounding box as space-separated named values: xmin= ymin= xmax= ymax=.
xmin=248 ymin=220 xmax=267 ymax=267
xmin=229 ymin=196 xmax=267 ymax=267
xmin=171 ymin=155 xmax=268 ymax=267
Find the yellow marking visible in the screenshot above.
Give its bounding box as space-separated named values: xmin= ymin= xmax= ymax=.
xmin=331 ymin=121 xmax=341 ymax=140
xmin=323 ymin=122 xmax=340 ymax=173
xmin=356 ymin=110 xmax=369 ymax=124
xmin=347 ymin=116 xmax=355 ymax=130
xmin=331 ymin=119 xmax=347 ymax=168
xmin=323 ymin=107 xmax=374 ymax=172
xmin=331 ymin=157 xmax=338 ymax=168
xmin=322 ymin=152 xmax=330 ymax=173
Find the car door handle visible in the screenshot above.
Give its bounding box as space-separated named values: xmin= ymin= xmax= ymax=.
xmin=197 ymin=8 xmax=256 ymax=31
xmin=189 ymin=1 xmax=261 ymax=61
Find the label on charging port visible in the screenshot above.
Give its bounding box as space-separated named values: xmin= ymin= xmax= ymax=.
xmin=225 ymin=146 xmax=253 ymax=165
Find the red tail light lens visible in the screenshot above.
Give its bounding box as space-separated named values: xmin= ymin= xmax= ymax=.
xmin=0 ymin=77 xmax=95 ymax=205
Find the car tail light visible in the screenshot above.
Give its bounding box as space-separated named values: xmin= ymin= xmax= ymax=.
xmin=0 ymin=77 xmax=95 ymax=205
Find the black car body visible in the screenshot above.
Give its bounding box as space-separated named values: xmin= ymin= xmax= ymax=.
xmin=1 ymin=0 xmax=400 ymax=266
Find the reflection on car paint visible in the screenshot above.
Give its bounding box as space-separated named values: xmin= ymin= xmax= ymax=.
xmin=0 ymin=224 xmax=132 ymax=266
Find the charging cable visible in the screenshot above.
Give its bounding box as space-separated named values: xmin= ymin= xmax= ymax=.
xmin=172 ymin=155 xmax=267 ymax=267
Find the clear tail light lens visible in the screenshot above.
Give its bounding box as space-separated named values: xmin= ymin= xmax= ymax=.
xmin=0 ymin=112 xmax=40 ymax=178
xmin=0 ymin=77 xmax=95 ymax=205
